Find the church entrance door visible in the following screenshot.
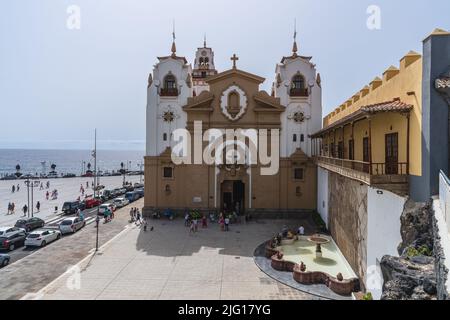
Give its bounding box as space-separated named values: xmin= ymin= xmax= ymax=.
xmin=221 ymin=180 xmax=245 ymax=215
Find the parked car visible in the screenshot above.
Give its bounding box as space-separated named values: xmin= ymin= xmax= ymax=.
xmin=25 ymin=229 xmax=61 ymax=248
xmin=119 ymin=188 xmax=127 ymax=194
xmin=113 ymin=197 xmax=129 ymax=208
xmin=134 ymin=188 xmax=144 ymax=198
xmin=134 ymin=183 xmax=144 ymax=189
xmin=14 ymin=217 xmax=45 ymax=232
xmin=0 ymin=231 xmax=27 ymax=251
xmin=101 ymin=190 xmax=113 ymax=200
xmin=98 ymin=203 xmax=115 ymax=216
xmin=59 ymin=217 xmax=86 ymax=234
xmin=0 ymin=227 xmax=24 ymax=238
xmin=83 ymin=197 xmax=102 ymax=209
xmin=0 ymin=254 xmax=10 ymax=268
xmin=62 ymin=201 xmax=86 ymax=215
xmin=125 ymin=191 xmax=139 ymax=203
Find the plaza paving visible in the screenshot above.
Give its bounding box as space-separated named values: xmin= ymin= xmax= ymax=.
xmin=34 ymin=217 xmax=319 ymax=300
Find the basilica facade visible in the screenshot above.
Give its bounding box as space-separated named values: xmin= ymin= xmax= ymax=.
xmin=144 ymin=36 xmax=322 ymax=216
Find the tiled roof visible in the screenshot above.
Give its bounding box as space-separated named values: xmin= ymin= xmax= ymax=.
xmin=312 ymin=99 xmax=413 ymax=137
xmin=360 ymin=99 xmax=413 ymax=113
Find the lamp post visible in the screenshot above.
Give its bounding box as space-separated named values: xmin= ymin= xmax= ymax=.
xmin=93 ymin=129 xmax=100 ymax=252
xmin=24 ymin=178 xmax=40 ymax=218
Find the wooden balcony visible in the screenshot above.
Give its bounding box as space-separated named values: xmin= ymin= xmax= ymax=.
xmin=289 ymin=88 xmax=309 ymax=97
xmin=160 ymin=88 xmax=179 ymax=97
xmin=316 ymin=156 xmax=409 ymax=196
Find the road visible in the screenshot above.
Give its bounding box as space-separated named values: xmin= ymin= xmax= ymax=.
xmin=0 ymin=198 xmax=144 ymax=300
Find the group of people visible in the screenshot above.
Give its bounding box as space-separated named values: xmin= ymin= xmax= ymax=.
xmin=129 ymin=207 xmax=142 ymax=224
xmin=184 ymin=210 xmax=208 ymax=234
xmin=11 ymin=184 xmax=20 ymax=193
xmin=39 ymin=181 xmax=51 ymax=190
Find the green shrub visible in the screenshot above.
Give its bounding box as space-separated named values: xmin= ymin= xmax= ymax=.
xmin=363 ymin=292 xmax=373 ymax=300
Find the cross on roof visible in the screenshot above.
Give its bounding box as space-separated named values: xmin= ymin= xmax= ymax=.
xmin=231 ymin=54 xmax=239 ymax=69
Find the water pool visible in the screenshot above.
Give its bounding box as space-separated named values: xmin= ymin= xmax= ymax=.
xmin=276 ymin=237 xmax=356 ymax=280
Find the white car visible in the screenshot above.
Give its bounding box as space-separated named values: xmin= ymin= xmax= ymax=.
xmin=0 ymin=227 xmax=24 ymax=237
xmin=113 ymin=197 xmax=129 ymax=208
xmin=59 ymin=217 xmax=85 ymax=234
xmin=25 ymin=229 xmax=61 ymax=247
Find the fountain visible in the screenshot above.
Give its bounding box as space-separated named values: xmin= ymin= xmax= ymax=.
xmin=308 ymin=235 xmax=330 ymax=258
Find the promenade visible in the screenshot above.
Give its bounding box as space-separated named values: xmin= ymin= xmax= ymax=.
xmin=0 ymin=176 xmax=141 ymax=227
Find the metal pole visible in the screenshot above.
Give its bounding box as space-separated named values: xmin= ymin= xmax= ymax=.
xmin=94 ymin=129 xmax=99 ymax=252
xmin=26 ymin=180 xmax=30 ymax=218
xmin=31 ymin=183 xmax=34 ymax=218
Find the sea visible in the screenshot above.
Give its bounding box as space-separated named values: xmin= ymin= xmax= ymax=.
xmin=0 ymin=149 xmax=145 ymax=177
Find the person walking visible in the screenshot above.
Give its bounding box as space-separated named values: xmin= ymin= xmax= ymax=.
xmin=22 ymin=204 xmax=28 ymax=217
xmin=7 ymin=203 xmax=11 ymax=215
xmin=224 ymin=215 xmax=230 ymax=232
xmin=143 ymin=219 xmax=148 ymax=232
xmin=202 ymin=214 xmax=208 ymax=228
xmin=129 ymin=208 xmax=134 ymax=222
xmin=135 ymin=210 xmax=141 ymax=226
xmin=46 ymin=191 xmax=49 ymax=200
xmin=36 ymin=201 xmax=41 ymax=212
xmin=11 ymin=202 xmax=15 ymax=214
xmin=17 ymin=184 xmax=20 ymax=192
xmin=12 ymin=185 xmax=15 ymax=193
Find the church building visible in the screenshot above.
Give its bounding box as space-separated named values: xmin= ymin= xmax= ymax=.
xmin=144 ymin=34 xmax=322 ymax=216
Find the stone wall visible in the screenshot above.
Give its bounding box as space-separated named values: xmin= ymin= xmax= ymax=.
xmin=432 ymin=200 xmax=450 ymax=300
xmin=328 ymin=172 xmax=368 ymax=289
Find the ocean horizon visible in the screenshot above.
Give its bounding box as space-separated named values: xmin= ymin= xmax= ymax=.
xmin=0 ymin=148 xmax=145 ymax=177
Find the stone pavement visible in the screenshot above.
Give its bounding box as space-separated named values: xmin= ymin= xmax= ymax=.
xmin=34 ymin=217 xmax=318 ymax=300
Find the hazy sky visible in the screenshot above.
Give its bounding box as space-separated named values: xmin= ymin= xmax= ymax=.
xmin=1 ymin=0 xmax=449 ymax=150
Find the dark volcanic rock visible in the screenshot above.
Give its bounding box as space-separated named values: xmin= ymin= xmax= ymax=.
xmin=398 ymin=200 xmax=433 ymax=255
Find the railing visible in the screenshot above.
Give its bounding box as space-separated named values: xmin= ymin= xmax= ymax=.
xmin=439 ymin=170 xmax=450 ymax=233
xmin=317 ymin=156 xmax=408 ymax=176
xmin=160 ymin=88 xmax=179 ymax=97
xmin=289 ymin=88 xmax=309 ymax=97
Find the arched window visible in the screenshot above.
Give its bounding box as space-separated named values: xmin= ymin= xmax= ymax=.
xmin=161 ymin=74 xmax=178 ymax=96
xmin=227 ymin=91 xmax=240 ymax=117
xmin=199 ymin=57 xmax=204 ymax=65
xmin=292 ymin=74 xmax=305 ymax=89
xmin=290 ymin=74 xmax=308 ymax=97
xmin=164 ymin=74 xmax=177 ymax=89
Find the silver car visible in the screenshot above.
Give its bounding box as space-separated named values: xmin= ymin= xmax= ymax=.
xmin=0 ymin=254 xmax=10 ymax=268
xmin=59 ymin=217 xmax=85 ymax=234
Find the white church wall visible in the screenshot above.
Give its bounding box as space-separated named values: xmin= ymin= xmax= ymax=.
xmin=317 ymin=167 xmax=329 ymax=227
xmin=366 ymin=187 xmax=406 ymax=299
xmin=146 ymin=58 xmax=191 ymax=157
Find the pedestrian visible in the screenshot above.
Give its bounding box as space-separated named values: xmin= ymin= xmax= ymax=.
xmin=17 ymin=184 xmax=20 ymax=192
xmin=7 ymin=202 xmax=11 ymax=215
xmin=129 ymin=208 xmax=134 ymax=222
xmin=184 ymin=211 xmax=190 ymax=227
xmin=219 ymin=213 xmax=225 ymax=231
xmin=40 ymin=182 xmax=44 ymax=190
xmin=11 ymin=202 xmax=15 ymax=214
xmin=136 ymin=210 xmax=141 ymax=226
xmin=36 ymin=201 xmax=40 ymax=212
xmin=202 ymin=214 xmax=207 ymax=228
xmin=46 ymin=191 xmax=49 ymax=200
xmin=80 ymin=184 xmax=83 ymax=193
xmin=22 ymin=204 xmax=28 ymax=217
xmin=86 ymin=181 xmax=89 ymax=189
xmin=193 ymin=217 xmax=198 ymax=232
xmin=12 ymin=185 xmax=15 ymax=193
xmin=143 ymin=219 xmax=148 ymax=232
xmin=189 ymin=220 xmax=195 ymax=234
xmin=54 ymin=206 xmax=58 ymax=213
xmin=224 ymin=216 xmax=230 ymax=232
xmin=46 ymin=181 xmax=50 ymax=189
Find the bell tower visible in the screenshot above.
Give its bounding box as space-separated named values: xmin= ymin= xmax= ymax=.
xmin=192 ymin=36 xmax=218 ymax=95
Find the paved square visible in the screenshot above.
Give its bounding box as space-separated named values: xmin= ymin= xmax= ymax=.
xmin=36 ymin=218 xmax=318 ymax=300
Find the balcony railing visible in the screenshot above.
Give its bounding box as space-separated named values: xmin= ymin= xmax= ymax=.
xmin=160 ymin=88 xmax=179 ymax=97
xmin=289 ymin=88 xmax=309 ymax=97
xmin=317 ymin=156 xmax=408 ymax=176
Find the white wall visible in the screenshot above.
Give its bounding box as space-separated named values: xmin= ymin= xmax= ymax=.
xmin=317 ymin=167 xmax=329 ymax=227
xmin=366 ymin=187 xmax=406 ymax=299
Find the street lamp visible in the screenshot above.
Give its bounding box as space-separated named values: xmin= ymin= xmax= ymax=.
xmin=24 ymin=178 xmax=40 ymax=218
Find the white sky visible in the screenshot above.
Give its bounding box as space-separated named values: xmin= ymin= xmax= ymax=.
xmin=1 ymin=0 xmax=449 ymax=150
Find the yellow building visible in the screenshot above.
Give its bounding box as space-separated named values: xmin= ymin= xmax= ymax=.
xmin=312 ymin=51 xmax=423 ymax=196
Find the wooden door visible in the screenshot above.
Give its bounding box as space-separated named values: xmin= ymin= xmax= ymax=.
xmin=385 ymin=133 xmax=398 ymax=175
